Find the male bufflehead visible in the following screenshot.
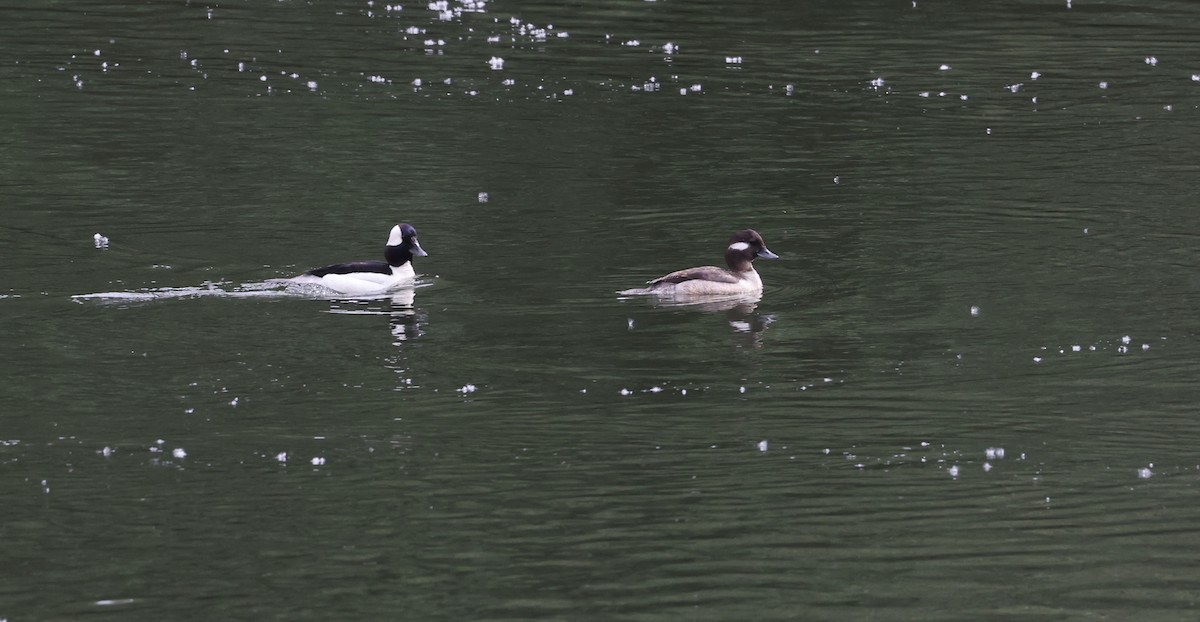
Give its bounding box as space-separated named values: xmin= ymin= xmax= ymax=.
xmin=292 ymin=223 xmax=428 ymax=295
xmin=621 ymin=229 xmax=779 ymax=296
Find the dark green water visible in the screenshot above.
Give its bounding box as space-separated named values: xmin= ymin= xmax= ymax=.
xmin=4 ymin=0 xmax=1200 ymax=619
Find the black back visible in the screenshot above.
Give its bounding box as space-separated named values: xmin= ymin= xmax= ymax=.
xmin=306 ymin=260 xmax=392 ymax=277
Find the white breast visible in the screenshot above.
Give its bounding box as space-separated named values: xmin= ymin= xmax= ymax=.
xmin=293 ymin=263 xmax=416 ymax=296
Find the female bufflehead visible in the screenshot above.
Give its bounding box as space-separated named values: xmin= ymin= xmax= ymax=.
xmin=621 ymin=229 xmax=779 ymax=296
xmin=292 ymin=223 xmax=428 ymax=295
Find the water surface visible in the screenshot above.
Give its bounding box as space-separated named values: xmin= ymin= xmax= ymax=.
xmin=3 ymin=0 xmax=1200 ymax=619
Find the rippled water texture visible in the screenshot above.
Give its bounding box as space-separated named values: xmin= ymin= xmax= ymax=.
xmin=3 ymin=0 xmax=1200 ymax=619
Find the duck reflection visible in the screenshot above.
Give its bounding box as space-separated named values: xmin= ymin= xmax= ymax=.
xmin=636 ymin=292 xmax=776 ymax=346
xmin=325 ymin=288 xmax=425 ymax=345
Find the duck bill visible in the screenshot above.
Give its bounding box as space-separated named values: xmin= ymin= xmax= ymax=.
xmin=410 ymin=238 xmax=429 ymax=257
xmin=756 ymin=247 xmax=779 ymax=260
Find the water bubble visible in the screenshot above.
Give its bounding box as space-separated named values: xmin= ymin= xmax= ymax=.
xmin=306 ymin=80 xmax=317 ymax=91
xmin=1145 ymin=56 xmax=1158 ymax=66
xmin=757 ymin=440 xmax=768 ymax=452
xmin=970 ymin=305 xmax=980 ymax=316
xmin=276 ymin=452 xmax=288 ymax=462
xmin=939 ymin=64 xmax=950 ymax=71
xmin=101 ymin=446 xmax=113 ymax=457
xmin=488 ymin=56 xmax=504 ymax=70
xmin=663 ymin=42 xmax=677 ymax=54
xmin=725 ymin=56 xmax=743 ymax=64
xmin=230 ymin=397 xmax=239 ymax=407
xmin=259 ymin=75 xmax=267 ymax=82
xmin=1031 ymin=71 xmax=1041 ymax=79
xmin=918 ymin=91 xmax=930 ymax=98
xmin=985 ymin=447 xmax=1005 ymax=459
xmin=649 ymin=386 xmax=663 ymax=393
xmin=311 ymin=456 xmax=326 ymax=466
xmin=619 ymin=388 xmax=632 ymax=396
xmin=477 ymin=191 xmax=489 ymax=203
xmin=412 ymin=78 xmax=422 ymax=87
xmin=948 ymin=465 xmax=960 ymax=478
xmin=1121 ymin=335 xmax=1131 ymax=344
xmin=739 ymin=386 xmax=746 ymax=394
xmin=172 ymin=447 xmax=187 ymax=459
xmin=959 ymin=94 xmax=968 ymax=100
xmin=870 ymin=77 xmax=885 ymax=88
xmin=1099 ymin=81 xmax=1109 ymax=89
xmin=1071 ymin=345 xmax=1081 ymax=352
xmin=93 ymin=233 xmax=109 ymax=249
xmin=458 ymin=383 xmax=477 ymax=394
xmin=1137 ymin=466 xmax=1153 ymax=479
xmin=1142 ymin=343 xmax=1150 ymax=351
xmin=983 ymin=462 xmax=993 ymax=472
xmin=1033 ymin=356 xmax=1042 ymax=363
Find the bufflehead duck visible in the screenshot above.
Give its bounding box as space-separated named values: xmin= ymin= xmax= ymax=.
xmin=292 ymin=223 xmax=428 ymax=295
xmin=620 ymin=229 xmax=779 ymax=296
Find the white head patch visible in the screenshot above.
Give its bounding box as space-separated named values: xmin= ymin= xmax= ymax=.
xmin=728 ymin=241 xmax=751 ymax=252
xmin=386 ymin=225 xmax=403 ymax=246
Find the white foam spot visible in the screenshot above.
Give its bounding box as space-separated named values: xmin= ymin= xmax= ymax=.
xmin=1031 ymin=71 xmax=1041 ymax=80
xmin=458 ymin=383 xmax=477 ymax=394
xmin=970 ymin=305 xmax=980 ymax=316
xmin=1145 ymin=56 xmax=1158 ymax=66
xmin=101 ymin=446 xmax=113 ymax=457
xmin=1033 ymin=356 xmax=1042 ymax=363
xmin=739 ymin=386 xmax=746 ymax=394
xmin=757 ymin=440 xmax=768 ymax=452
xmin=1099 ymin=81 xmax=1109 ymax=89
xmin=1121 ymin=335 xmax=1131 ymax=344
xmin=276 ymin=452 xmax=288 ymax=462
xmin=948 ymin=465 xmax=960 ymax=478
xmin=1138 ymin=467 xmax=1153 ymax=479
xmin=93 ymin=233 xmax=109 ymax=248
xmin=939 ymin=64 xmax=950 ymax=71
xmin=1071 ymin=345 xmax=1081 ymax=352
xmin=619 ymin=388 xmax=632 ymax=396
xmin=230 ymin=397 xmax=239 ymax=407
xmin=985 ymin=447 xmax=1005 ymax=460
xmin=172 ymin=447 xmax=187 ymax=459
xmin=983 ymin=462 xmax=993 ymax=472
xmin=488 ymin=56 xmax=504 ymax=70
xmin=306 ymin=80 xmax=317 ymax=91
xmin=311 ymin=456 xmax=325 ymax=466
xmin=1142 ymin=343 xmax=1150 ymax=351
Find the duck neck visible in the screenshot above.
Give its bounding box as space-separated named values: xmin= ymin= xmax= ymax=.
xmin=725 ymin=250 xmax=755 ymax=273
xmin=385 ymin=245 xmax=412 ymax=267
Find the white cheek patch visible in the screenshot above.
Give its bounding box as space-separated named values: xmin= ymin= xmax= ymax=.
xmin=386 ymin=225 xmax=404 ymax=246
xmin=728 ymin=241 xmax=751 ymax=252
